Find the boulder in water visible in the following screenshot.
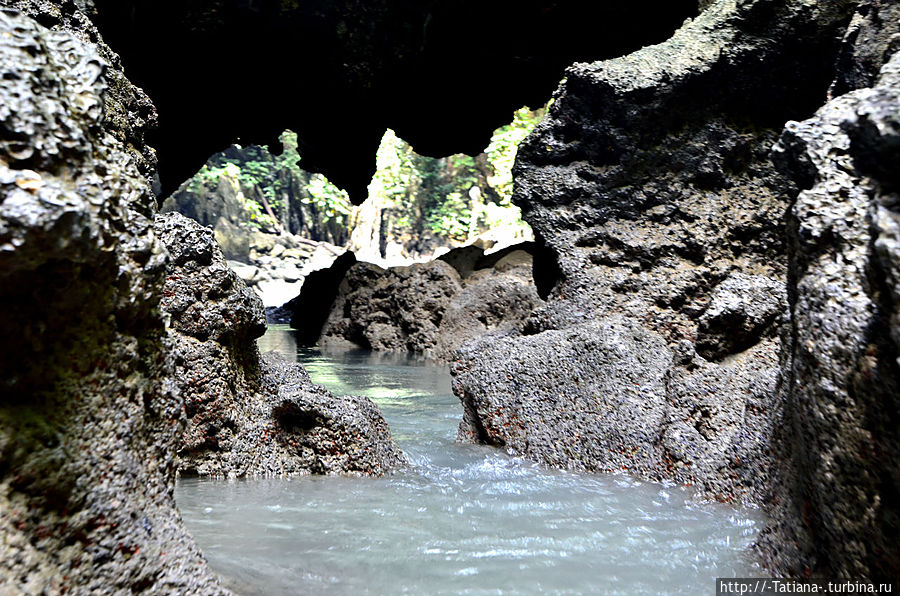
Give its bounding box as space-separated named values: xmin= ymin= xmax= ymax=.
xmin=156 ymin=213 xmax=406 ymax=478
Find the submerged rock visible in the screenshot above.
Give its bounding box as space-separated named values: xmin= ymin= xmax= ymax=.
xmin=156 ymin=213 xmax=406 ymax=478
xmin=0 ymin=9 xmax=227 ymax=594
xmin=760 ymin=47 xmax=900 ymax=579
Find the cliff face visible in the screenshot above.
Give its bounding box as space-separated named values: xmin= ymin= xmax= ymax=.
xmin=0 ymin=8 xmax=227 ymax=594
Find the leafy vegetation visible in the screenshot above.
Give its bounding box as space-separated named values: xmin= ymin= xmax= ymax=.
xmin=367 ymin=106 xmax=544 ymax=247
xmin=176 ymin=106 xmax=544 ymax=254
xmin=187 ymin=131 xmax=353 ymax=241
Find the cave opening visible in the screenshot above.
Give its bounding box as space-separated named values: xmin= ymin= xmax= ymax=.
xmin=89 ymin=0 xmax=699 ymax=201
xmin=162 ymin=106 xmax=545 ymax=312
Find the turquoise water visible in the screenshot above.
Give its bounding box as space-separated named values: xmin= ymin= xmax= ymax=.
xmin=175 ymin=326 xmax=764 ymax=595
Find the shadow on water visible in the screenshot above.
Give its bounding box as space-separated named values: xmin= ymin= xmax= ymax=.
xmin=177 ymin=325 xmax=765 ymax=595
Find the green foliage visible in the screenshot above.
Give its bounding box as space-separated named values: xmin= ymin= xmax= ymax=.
xmin=179 ymin=106 xmax=542 ymax=248
xmin=184 ymin=130 xmax=351 ymax=236
xmin=484 ymin=106 xmax=544 ymax=204
xmin=366 ymin=106 xmax=544 ymax=244
xmin=304 ymin=174 xmax=352 ymax=219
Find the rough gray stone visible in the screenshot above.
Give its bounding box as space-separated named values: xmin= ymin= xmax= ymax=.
xmin=0 ymin=9 xmax=227 ymax=594
xmin=695 ymin=273 xmax=787 ymax=361
xmin=435 ymin=252 xmax=545 ymax=360
xmin=155 ymin=213 xmax=406 ymax=478
xmin=321 ymin=260 xmax=464 ymax=355
xmin=455 ymin=318 xmax=673 ymax=475
xmin=157 ymin=213 xmax=266 ymax=345
xmin=316 ymin=249 xmax=544 ymax=360
xmin=761 ymin=49 xmax=900 ymax=579
xmin=453 ymin=0 xmax=856 ymax=508
xmin=259 ymin=352 xmax=408 ymax=476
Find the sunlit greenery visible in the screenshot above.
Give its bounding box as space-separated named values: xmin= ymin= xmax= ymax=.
xmin=367 ymin=106 xmax=544 ymax=244
xmin=189 ymin=131 xmax=352 ymax=234
xmin=178 ymin=106 xmax=544 ymax=250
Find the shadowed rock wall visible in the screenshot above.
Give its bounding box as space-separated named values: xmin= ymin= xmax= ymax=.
xmin=87 ymin=0 xmax=697 ymax=201
xmin=760 ymin=40 xmax=900 ymax=579
xmin=0 ymin=8 xmax=228 ymax=594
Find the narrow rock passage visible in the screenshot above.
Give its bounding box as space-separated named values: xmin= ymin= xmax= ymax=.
xmin=175 ymin=326 xmax=765 ymax=595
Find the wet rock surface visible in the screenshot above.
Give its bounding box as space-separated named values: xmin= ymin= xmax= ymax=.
xmin=259 ymin=352 xmax=408 ymax=476
xmin=294 ymin=244 xmax=544 ymax=360
xmin=453 ymin=0 xmax=855 ymax=508
xmin=759 ymin=48 xmax=900 ymax=579
xmin=156 ymin=213 xmax=405 ymax=478
xmin=455 ymin=319 xmax=672 ymax=471
xmin=0 ymin=9 xmax=227 ymax=594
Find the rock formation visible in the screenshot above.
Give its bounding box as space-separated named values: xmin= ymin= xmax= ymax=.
xmin=0 ymin=8 xmax=228 ymax=594
xmin=292 ymin=244 xmax=544 ymax=361
xmin=454 ymin=0 xmax=900 ymax=579
xmin=156 ymin=213 xmax=406 ymax=478
xmin=454 ymin=0 xmax=855 ymax=507
xmin=760 ymin=35 xmax=900 ymax=579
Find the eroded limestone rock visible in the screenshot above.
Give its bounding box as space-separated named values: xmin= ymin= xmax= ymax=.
xmin=302 ymin=245 xmax=544 ymax=360
xmin=156 ymin=213 xmax=406 ymax=478
xmin=320 ymin=259 xmax=464 ymax=355
xmin=0 ymin=10 xmax=227 ymax=594
xmin=453 ymin=0 xmax=855 ymax=507
xmin=761 ymin=48 xmax=900 ymax=579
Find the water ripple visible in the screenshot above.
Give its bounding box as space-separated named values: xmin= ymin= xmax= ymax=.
xmin=178 ymin=334 xmax=766 ymax=595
